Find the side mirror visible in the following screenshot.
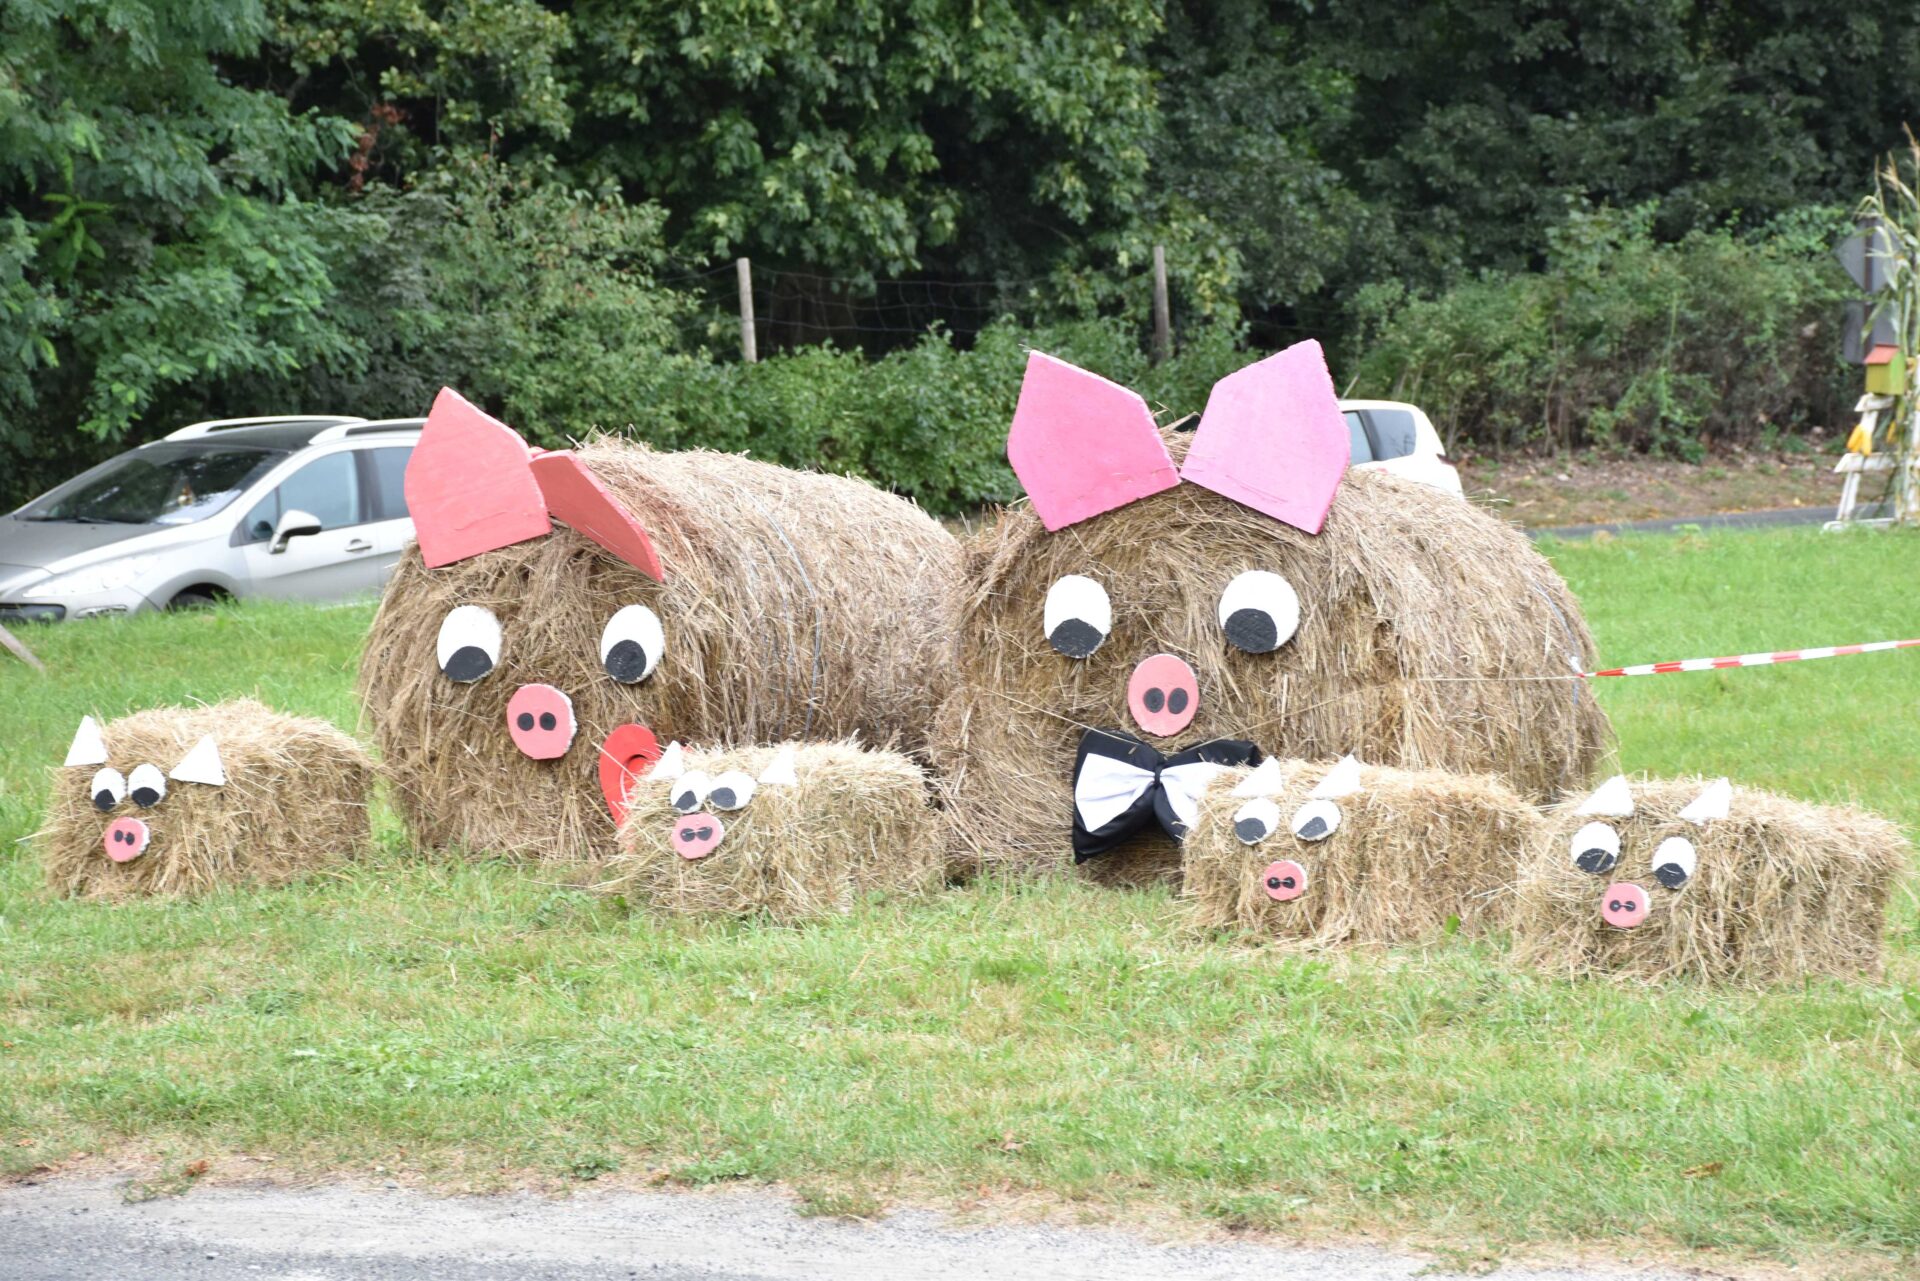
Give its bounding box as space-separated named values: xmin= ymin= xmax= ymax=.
xmin=270 ymin=509 xmax=323 ymax=554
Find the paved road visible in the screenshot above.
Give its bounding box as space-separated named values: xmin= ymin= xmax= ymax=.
xmin=0 ymin=1178 xmax=1705 ymax=1281
xmin=1530 ymin=504 xmax=1845 ymax=540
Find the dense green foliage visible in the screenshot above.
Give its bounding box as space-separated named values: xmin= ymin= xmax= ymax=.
xmin=3 ymin=0 xmax=1917 ymax=507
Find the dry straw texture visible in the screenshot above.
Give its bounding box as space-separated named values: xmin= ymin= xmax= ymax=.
xmin=360 ymin=441 xmax=960 ymax=864
xmin=1182 ymin=759 xmax=1545 ymax=947
xmin=600 ymin=742 xmax=941 ymax=922
xmin=1512 ymin=778 xmax=1908 ymax=985
xmin=932 ymin=434 xmax=1609 ymax=880
xmin=40 ymin=699 xmax=371 ymax=899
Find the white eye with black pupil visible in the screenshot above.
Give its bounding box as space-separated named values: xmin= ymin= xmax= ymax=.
xmin=90 ymin=767 xmax=126 ymax=812
xmin=1218 ymin=570 xmax=1300 ymax=654
xmin=1652 ymin=836 xmax=1696 ymax=889
xmin=601 ymin=604 xmax=665 ymax=684
xmin=128 ymin=763 xmax=167 ymax=808
xmin=1043 ymin=574 xmax=1111 ymax=659
xmin=708 ymin=770 xmax=756 ymax=811
xmin=1570 ymin=821 xmax=1620 ymax=875
xmin=1290 ymin=799 xmax=1341 ymax=841
xmin=1232 ymin=798 xmax=1279 ymax=845
xmin=672 ymin=771 xmax=711 ymax=814
xmin=436 ymin=605 xmax=502 ymax=683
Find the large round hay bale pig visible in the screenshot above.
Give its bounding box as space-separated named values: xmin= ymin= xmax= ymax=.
xmin=360 ymin=390 xmax=961 ymax=863
xmin=933 ymin=343 xmax=1610 ymax=881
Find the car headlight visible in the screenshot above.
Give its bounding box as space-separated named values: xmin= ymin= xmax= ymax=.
xmin=22 ymin=555 xmax=160 ymax=600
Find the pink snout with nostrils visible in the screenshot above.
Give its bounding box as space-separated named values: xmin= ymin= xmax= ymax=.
xmin=1600 ymin=882 xmax=1649 ymax=929
xmin=670 ymin=814 xmax=724 ymax=859
xmin=103 ymin=817 xmax=149 ymax=862
xmin=1127 ymin=653 xmax=1200 ymax=738
xmin=506 ymin=683 xmax=577 ymax=759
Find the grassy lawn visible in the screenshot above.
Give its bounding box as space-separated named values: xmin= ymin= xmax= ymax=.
xmin=2 ymin=525 xmax=1918 ymax=1273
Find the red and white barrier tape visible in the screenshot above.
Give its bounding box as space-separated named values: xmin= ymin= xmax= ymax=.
xmin=1584 ymin=637 xmax=1920 ymax=678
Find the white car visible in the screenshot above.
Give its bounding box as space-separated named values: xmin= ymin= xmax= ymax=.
xmin=1339 ymin=399 xmax=1462 ymax=495
xmin=0 ymin=415 xmax=424 ymax=622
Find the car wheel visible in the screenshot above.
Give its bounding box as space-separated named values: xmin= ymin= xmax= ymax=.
xmin=167 ymin=589 xmax=223 ymax=611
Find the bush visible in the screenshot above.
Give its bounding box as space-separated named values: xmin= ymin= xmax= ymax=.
xmin=1349 ymin=204 xmax=1855 ymax=457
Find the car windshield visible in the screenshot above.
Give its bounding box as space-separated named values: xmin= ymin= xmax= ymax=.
xmin=17 ymin=443 xmax=286 ymax=526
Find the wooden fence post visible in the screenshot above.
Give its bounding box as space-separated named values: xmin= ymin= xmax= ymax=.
xmin=736 ymin=257 xmax=758 ymax=363
xmin=1151 ymin=244 xmax=1171 ymax=365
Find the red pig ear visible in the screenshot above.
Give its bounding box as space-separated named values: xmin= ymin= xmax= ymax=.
xmin=530 ymin=451 xmax=665 ymax=581
xmin=405 ymin=388 xmax=553 ymax=568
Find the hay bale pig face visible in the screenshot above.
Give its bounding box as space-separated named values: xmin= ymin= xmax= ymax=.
xmin=935 ymin=345 xmax=1607 ymax=880
xmin=42 ymin=700 xmax=372 ymax=898
xmin=1183 ymin=755 xmax=1545 ymax=946
xmin=1515 ymin=775 xmax=1908 ymax=984
xmin=362 ymin=390 xmax=958 ymax=863
xmin=603 ymin=741 xmax=941 ymax=921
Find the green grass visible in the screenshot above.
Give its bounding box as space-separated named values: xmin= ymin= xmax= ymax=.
xmin=3 ymin=527 xmax=1919 ymax=1272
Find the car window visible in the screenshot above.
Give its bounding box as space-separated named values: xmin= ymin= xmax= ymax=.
xmin=236 ymin=453 xmax=362 ymax=544
xmin=17 ymin=444 xmax=283 ymax=526
xmin=1343 ymin=412 xmax=1375 ymax=464
xmin=1367 ymin=408 xmax=1420 ymax=461
xmin=364 ymin=446 xmax=413 ymax=521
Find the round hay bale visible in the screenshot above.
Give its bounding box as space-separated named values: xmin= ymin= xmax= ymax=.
xmin=39 ymin=699 xmax=371 ymax=899
xmin=1182 ymin=758 xmax=1546 ymax=947
xmin=599 ymin=742 xmax=941 ymax=922
xmin=360 ymin=441 xmax=960 ymax=864
xmin=932 ymin=433 xmax=1610 ymax=881
xmin=1511 ymin=777 xmax=1909 ymax=986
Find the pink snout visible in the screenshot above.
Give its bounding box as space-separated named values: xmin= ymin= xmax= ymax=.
xmin=670 ymin=813 xmax=725 ymax=859
xmin=1261 ymin=858 xmax=1307 ymax=902
xmin=1127 ymin=653 xmax=1199 ymax=738
xmin=1600 ymin=882 xmax=1649 ymax=929
xmin=506 ymin=684 xmax=578 ymax=759
xmin=103 ymin=817 xmax=149 ymax=863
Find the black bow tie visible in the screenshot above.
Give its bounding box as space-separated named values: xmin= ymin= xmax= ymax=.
xmin=1071 ymin=729 xmax=1262 ymax=863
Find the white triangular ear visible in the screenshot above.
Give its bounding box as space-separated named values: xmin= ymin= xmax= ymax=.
xmin=651 ymin=741 xmax=685 ymax=783
xmin=758 ymin=744 xmax=799 ymax=786
xmin=1678 ymin=777 xmax=1731 ymax=825
xmin=1309 ymin=754 xmax=1363 ymax=800
xmin=1230 ymin=756 xmax=1287 ymax=798
xmin=64 ymin=715 xmax=109 ymax=768
xmin=169 ymin=735 xmax=226 ymax=786
xmin=1574 ymin=774 xmax=1635 ymax=818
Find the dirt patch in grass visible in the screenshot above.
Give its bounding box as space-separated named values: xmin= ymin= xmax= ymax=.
xmin=1462 ymin=446 xmax=1851 ymax=527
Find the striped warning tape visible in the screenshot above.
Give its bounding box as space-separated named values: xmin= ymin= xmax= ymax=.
xmin=1584 ymin=637 xmax=1920 ymax=678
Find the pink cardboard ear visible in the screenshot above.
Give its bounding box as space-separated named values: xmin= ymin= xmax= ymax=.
xmin=405 ymin=388 xmax=553 ymax=568
xmin=1179 ymin=340 xmax=1349 ymax=534
xmin=530 ymin=450 xmax=665 ymax=581
xmin=1007 ymin=351 xmax=1179 ymax=531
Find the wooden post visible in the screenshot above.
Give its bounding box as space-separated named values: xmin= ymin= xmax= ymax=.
xmin=1151 ymin=244 xmax=1171 ymax=365
xmin=736 ymin=256 xmax=758 ymax=364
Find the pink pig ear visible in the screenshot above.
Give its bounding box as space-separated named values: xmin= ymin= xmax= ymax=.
xmin=404 ymin=388 xmax=553 ymax=568
xmin=1007 ymin=351 xmax=1179 ymax=531
xmin=1179 ymin=340 xmax=1349 ymax=535
xmin=530 ymin=451 xmax=665 ymax=582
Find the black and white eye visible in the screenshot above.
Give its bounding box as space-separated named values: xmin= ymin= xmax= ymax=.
xmin=1218 ymin=571 xmax=1300 ymax=654
xmin=1570 ymin=821 xmax=1620 ymax=875
xmin=128 ymin=763 xmax=167 ymax=808
xmin=1290 ymin=799 xmax=1341 ymax=841
xmin=1043 ymin=574 xmax=1111 ymax=659
xmin=708 ymin=770 xmax=756 ymax=811
xmin=1651 ymin=836 xmax=1696 ymax=889
xmin=436 ymin=605 xmax=502 ymax=683
xmin=672 ymin=770 xmax=711 ymax=814
xmin=1232 ymin=798 xmax=1279 ymax=845
xmin=600 ymin=604 xmax=665 ymax=684
xmin=90 ymin=767 xmax=126 ymax=812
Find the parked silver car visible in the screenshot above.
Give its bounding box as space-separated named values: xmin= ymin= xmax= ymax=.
xmin=0 ymin=416 xmax=423 ymax=622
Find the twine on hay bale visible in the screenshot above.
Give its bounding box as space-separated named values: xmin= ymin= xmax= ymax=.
xmin=1511 ymin=777 xmax=1908 ymax=986
xmin=932 ymin=431 xmax=1610 ymax=882
xmin=39 ymin=699 xmax=371 ymax=899
xmin=359 ymin=440 xmax=961 ymax=864
xmin=1182 ymin=758 xmax=1545 ymax=947
xmin=598 ymin=741 xmax=941 ymax=922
